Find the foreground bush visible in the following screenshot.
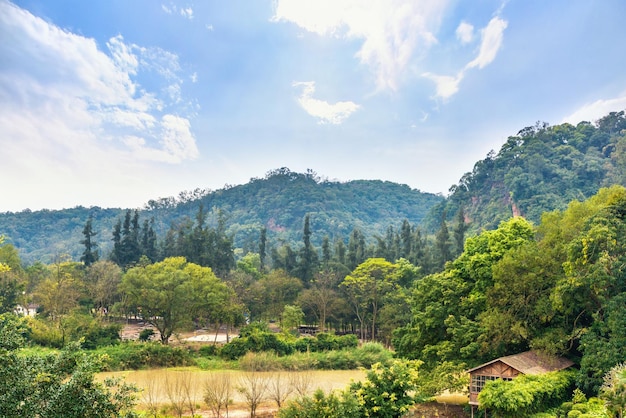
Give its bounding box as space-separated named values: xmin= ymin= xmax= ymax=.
xmin=478 ymin=370 xmax=575 ymax=417
xmin=278 ymin=359 xmax=422 ymax=418
xmin=0 ymin=313 xmax=137 ymax=417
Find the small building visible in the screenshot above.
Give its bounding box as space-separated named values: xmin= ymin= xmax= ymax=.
xmin=468 ymin=351 xmax=574 ymax=413
xmin=14 ymin=303 xmax=38 ymax=317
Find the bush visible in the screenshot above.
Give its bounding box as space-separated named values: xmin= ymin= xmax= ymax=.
xmin=478 ymin=370 xmax=575 ymax=417
xmin=138 ymin=328 xmax=155 ymax=342
xmin=26 ymin=317 xmax=63 ymax=348
xmin=95 ymin=341 xmax=195 ymax=370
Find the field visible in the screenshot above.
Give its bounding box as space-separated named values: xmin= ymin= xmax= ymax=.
xmin=98 ymin=368 xmax=367 ymax=417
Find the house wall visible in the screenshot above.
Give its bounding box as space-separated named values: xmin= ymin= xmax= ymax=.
xmin=468 ymin=360 xmax=521 ymax=405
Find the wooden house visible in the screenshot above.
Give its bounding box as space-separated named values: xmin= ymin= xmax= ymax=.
xmin=467 ymin=350 xmax=574 ymax=410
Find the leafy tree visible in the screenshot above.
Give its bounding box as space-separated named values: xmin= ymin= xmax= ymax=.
xmin=281 ymin=304 xmax=304 ymax=333
xmin=298 ymin=269 xmax=341 ymax=332
xmin=120 ymin=257 xmax=229 ymax=344
xmin=600 ymin=363 xmax=626 ymax=418
xmin=85 ymin=260 xmax=123 ymax=315
xmin=0 ymin=313 xmax=137 ymax=417
xmin=393 ymin=217 xmax=535 ymax=365
xmin=0 ymin=239 xmax=24 ymax=314
xmin=348 ymin=360 xmax=422 ymax=418
xmin=341 ymin=258 xmax=399 ymax=341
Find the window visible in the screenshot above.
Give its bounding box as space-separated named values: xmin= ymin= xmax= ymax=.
xmin=470 ymin=375 xmax=513 ymax=393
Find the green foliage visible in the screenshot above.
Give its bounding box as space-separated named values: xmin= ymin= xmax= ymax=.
xmin=120 ymin=257 xmax=231 ymax=344
xmin=279 ymin=359 xmax=421 ymax=418
xmin=294 ymin=333 xmax=359 ymax=352
xmin=0 ymin=314 xmax=138 ymax=417
xmin=393 ymin=217 xmax=535 ymax=365
xmin=94 ymin=341 xmax=194 ymax=370
xmin=0 ymin=169 xmax=443 ymax=264
xmin=478 ymin=370 xmax=575 ymax=417
xmin=221 ymin=325 xmax=360 ymax=361
xmin=278 ymin=388 xmax=362 ymax=418
xmin=349 ymin=359 xmax=422 ymax=417
xmin=600 ymin=363 xmax=626 ymax=418
xmin=138 ymin=328 xmax=155 ymax=342
xmin=439 ymin=112 xmax=626 ymax=234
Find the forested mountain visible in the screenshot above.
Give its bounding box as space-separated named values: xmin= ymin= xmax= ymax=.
xmin=0 ymin=168 xmax=443 ymax=263
xmin=432 ymin=111 xmax=626 ymax=232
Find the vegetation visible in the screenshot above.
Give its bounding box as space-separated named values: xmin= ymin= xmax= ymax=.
xmin=2 ymin=110 xmax=626 ymax=415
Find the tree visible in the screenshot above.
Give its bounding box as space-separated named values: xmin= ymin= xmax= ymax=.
xmin=80 ymin=215 xmax=99 ymax=266
xmin=298 ymin=269 xmax=341 ymax=332
xmin=85 ymin=260 xmax=123 ymax=315
xmin=349 ymin=360 xmax=422 ymax=418
xmin=281 ymin=304 xmax=304 ymax=333
xmin=452 ymin=207 xmax=468 ymax=257
xmin=120 ymin=257 xmax=229 ymax=344
xmin=0 ymin=313 xmax=137 ymax=417
xmin=434 ymin=211 xmax=452 ymax=269
xmin=0 ymin=239 xmax=24 ymax=314
xmin=298 ymin=214 xmax=319 ymax=284
xmin=600 ymin=363 xmax=626 ymax=418
xmin=259 ymin=227 xmax=267 ymax=271
xmin=341 ymin=258 xmax=399 ymax=341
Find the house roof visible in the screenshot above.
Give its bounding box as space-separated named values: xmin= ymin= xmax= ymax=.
xmin=468 ymin=351 xmax=574 ymax=375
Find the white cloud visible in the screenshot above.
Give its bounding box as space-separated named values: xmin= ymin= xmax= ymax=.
xmin=273 ymin=0 xmax=448 ymax=92
xmin=423 ymin=15 xmax=507 ymax=100
xmin=561 ymin=94 xmax=626 ymax=125
xmin=293 ymin=81 xmax=360 ymax=124
xmin=456 ymin=21 xmax=474 ymax=44
xmin=466 ymin=17 xmax=507 ymax=69
xmin=0 ymin=1 xmax=199 ymax=176
xmin=162 ymin=3 xmax=193 ymax=20
xmin=422 ymin=72 xmax=464 ymax=100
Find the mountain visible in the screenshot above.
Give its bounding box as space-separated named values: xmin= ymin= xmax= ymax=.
xmin=431 ymin=110 xmax=626 ymax=232
xmin=0 ymin=168 xmax=444 ymax=263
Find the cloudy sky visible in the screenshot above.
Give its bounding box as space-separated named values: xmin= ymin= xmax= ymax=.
xmin=2 ymin=0 xmax=626 ymax=212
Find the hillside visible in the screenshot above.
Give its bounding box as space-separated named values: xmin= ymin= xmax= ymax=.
xmin=432 ymin=110 xmax=626 ymax=231
xmin=0 ymin=168 xmax=443 ymax=263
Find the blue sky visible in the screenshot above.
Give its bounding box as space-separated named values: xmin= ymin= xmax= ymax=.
xmin=2 ymin=0 xmax=626 ymax=212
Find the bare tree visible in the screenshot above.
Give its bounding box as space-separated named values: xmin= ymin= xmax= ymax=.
xmin=237 ymin=370 xmax=269 ymax=418
xmin=204 ymin=372 xmax=232 ymax=418
xmin=181 ymin=371 xmax=199 ymax=417
xmin=291 ymin=371 xmax=313 ymax=397
xmin=142 ymin=376 xmax=160 ymax=418
xmin=164 ymin=371 xmax=187 ymax=418
xmin=267 ymin=371 xmax=294 ymax=408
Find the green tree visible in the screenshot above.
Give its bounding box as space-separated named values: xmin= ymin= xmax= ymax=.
xmin=341 ymin=258 xmax=399 ymax=341
xmin=121 ymin=257 xmax=229 ymax=344
xmin=0 ymin=313 xmax=137 ymax=417
xmin=298 ymin=214 xmax=319 ymax=284
xmin=281 ymin=304 xmax=304 ymax=333
xmin=600 ymin=363 xmax=626 ymax=418
xmin=348 ymin=360 xmax=422 ymax=418
xmin=80 ymin=215 xmax=99 ymax=267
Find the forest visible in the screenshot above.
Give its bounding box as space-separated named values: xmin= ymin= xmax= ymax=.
xmin=1 ymin=110 xmax=626 ymax=417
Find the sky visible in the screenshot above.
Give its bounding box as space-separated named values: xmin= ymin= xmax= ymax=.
xmin=2 ymin=0 xmax=626 ymax=212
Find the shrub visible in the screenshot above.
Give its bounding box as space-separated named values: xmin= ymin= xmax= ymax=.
xmin=138 ymin=328 xmax=155 ymax=342
xmin=95 ymin=341 xmax=194 ymax=370
xmin=478 ymin=370 xmax=575 ymax=417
